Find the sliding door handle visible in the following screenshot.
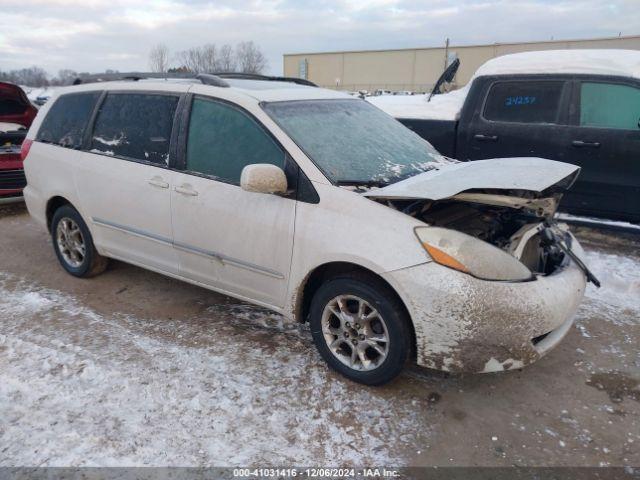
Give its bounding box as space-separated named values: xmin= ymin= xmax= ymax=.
xmin=474 ymin=134 xmax=498 ymax=142
xmin=174 ymin=185 xmax=199 ymax=196
xmin=572 ymin=140 xmax=601 ymax=148
xmin=148 ymin=177 xmax=169 ymax=189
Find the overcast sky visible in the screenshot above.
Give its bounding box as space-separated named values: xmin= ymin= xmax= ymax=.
xmin=1 ymin=0 xmax=638 ymax=76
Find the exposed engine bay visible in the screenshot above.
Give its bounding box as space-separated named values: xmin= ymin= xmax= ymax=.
xmin=382 ymin=192 xmax=569 ymax=276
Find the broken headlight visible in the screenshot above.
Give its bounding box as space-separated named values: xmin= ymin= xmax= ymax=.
xmin=415 ymin=226 xmax=533 ymax=282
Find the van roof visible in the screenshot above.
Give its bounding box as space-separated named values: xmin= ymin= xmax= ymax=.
xmin=55 ymin=75 xmax=350 ymax=103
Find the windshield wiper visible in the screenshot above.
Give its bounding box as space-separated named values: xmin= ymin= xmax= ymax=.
xmin=336 ymin=179 xmax=390 ymax=188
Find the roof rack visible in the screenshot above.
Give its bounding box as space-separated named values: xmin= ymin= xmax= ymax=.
xmin=213 ymin=72 xmax=318 ymax=87
xmin=76 ymin=72 xmax=315 ymax=88
xmin=77 ymin=72 xmax=229 ymax=87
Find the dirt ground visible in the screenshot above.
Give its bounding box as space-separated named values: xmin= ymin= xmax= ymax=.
xmin=0 ymin=202 xmax=638 ymax=467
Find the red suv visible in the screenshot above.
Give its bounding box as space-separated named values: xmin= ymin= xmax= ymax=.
xmin=1 ymin=82 xmax=37 ymax=200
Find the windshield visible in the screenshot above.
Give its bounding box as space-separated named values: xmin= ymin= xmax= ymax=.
xmin=262 ymin=99 xmax=449 ymax=185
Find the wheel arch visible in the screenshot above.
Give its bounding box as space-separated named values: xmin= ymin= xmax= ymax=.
xmin=45 ymin=195 xmax=75 ymax=232
xmin=295 ymin=261 xmax=416 ymax=358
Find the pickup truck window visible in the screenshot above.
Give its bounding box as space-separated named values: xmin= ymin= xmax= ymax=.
xmin=580 ymin=82 xmax=640 ymax=130
xmin=36 ymin=92 xmax=101 ymax=149
xmin=263 ymin=99 xmax=445 ymax=185
xmin=483 ymin=81 xmax=564 ymax=124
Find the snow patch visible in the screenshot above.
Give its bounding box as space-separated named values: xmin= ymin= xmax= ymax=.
xmin=0 ymin=272 xmax=426 ymax=466
xmin=368 ymin=85 xmax=469 ymax=121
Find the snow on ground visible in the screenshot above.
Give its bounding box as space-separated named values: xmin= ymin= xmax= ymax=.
xmin=580 ymin=248 xmax=640 ymax=322
xmin=368 ymin=86 xmax=468 ymax=121
xmin=0 ymin=271 xmax=425 ymax=467
xmin=556 ymin=213 xmax=640 ymax=233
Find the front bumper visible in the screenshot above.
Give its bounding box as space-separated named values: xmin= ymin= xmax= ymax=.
xmin=382 ymin=235 xmax=587 ymax=373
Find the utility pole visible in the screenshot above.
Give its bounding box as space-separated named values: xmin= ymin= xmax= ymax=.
xmin=444 ymin=38 xmax=450 ymax=69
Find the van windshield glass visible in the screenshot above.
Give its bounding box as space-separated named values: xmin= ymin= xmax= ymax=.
xmin=262 ymin=99 xmax=448 ymax=185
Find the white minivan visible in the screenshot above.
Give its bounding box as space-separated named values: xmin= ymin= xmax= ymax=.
xmin=22 ymin=74 xmax=594 ymax=385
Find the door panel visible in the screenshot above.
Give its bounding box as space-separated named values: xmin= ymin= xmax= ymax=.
xmin=74 ymin=91 xmax=181 ymax=273
xmin=75 ymin=154 xmax=178 ymax=273
xmin=171 ymin=175 xmax=295 ymax=306
xmin=562 ymin=80 xmax=640 ymax=221
xmin=461 ymin=78 xmax=571 ymax=163
xmin=171 ymin=95 xmax=296 ymax=307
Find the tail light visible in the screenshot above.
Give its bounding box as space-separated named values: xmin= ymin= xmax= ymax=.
xmin=20 ymin=138 xmax=33 ymax=162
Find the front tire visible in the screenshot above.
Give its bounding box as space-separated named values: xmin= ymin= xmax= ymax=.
xmin=309 ymin=275 xmax=411 ymax=385
xmin=51 ymin=205 xmax=108 ymax=278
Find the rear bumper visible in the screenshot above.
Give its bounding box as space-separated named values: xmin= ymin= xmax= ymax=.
xmin=0 ymin=153 xmax=25 ymax=197
xmin=0 ymin=195 xmax=23 ymax=205
xmin=382 ymin=235 xmax=587 ymax=373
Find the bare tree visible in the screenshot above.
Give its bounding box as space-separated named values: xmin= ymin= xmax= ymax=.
xmin=201 ymin=44 xmax=218 ymax=72
xmin=0 ymin=66 xmax=49 ymax=87
xmin=216 ymin=44 xmax=236 ymax=72
xmin=175 ymin=47 xmax=201 ymax=73
xmin=235 ymin=41 xmax=267 ymax=74
xmin=175 ymin=41 xmax=267 ymax=74
xmin=51 ymin=69 xmax=78 ymax=86
xmin=149 ymin=44 xmax=170 ymax=73
xmin=176 ymin=44 xmax=220 ymax=73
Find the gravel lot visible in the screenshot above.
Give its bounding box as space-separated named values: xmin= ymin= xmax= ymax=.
xmin=0 ymin=203 xmax=638 ymax=467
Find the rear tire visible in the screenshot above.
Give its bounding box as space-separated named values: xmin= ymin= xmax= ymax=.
xmin=51 ymin=205 xmax=108 ymax=278
xmin=309 ymin=274 xmax=411 ymax=385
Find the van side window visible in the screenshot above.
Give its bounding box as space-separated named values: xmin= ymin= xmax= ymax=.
xmin=186 ymin=97 xmax=284 ymax=184
xmin=580 ymin=82 xmax=640 ymax=130
xmin=483 ymin=81 xmax=564 ymax=124
xmin=90 ymin=93 xmax=179 ymax=165
xmin=36 ymin=92 xmax=101 ymax=149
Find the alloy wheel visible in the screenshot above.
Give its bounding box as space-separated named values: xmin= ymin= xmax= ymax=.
xmin=321 ymin=294 xmax=390 ymax=371
xmin=56 ymin=217 xmax=86 ymax=268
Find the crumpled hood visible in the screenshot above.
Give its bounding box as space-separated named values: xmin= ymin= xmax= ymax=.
xmin=362 ymin=157 xmax=580 ymax=200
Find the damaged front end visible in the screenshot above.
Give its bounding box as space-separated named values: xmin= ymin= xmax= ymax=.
xmin=397 ymin=191 xmax=570 ymax=278
xmin=364 ymin=157 xmax=595 ymax=373
xmin=364 ymin=157 xmax=598 ymax=284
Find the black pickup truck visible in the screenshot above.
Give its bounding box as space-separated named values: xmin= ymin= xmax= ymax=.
xmin=371 ymin=50 xmax=640 ymax=223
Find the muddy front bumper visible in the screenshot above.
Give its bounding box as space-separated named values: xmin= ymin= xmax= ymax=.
xmin=382 ymin=235 xmax=587 ymax=373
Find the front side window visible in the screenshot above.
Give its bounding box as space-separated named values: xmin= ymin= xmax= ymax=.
xmin=580 ymin=82 xmax=640 ymax=130
xmin=36 ymin=92 xmax=101 ymax=148
xmin=483 ymin=81 xmax=565 ymax=124
xmin=262 ymin=99 xmax=446 ymax=185
xmin=186 ymin=97 xmax=284 ymax=183
xmin=90 ymin=93 xmax=179 ymax=165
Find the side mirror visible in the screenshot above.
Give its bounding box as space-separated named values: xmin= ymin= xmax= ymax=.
xmin=240 ymin=164 xmax=288 ymax=195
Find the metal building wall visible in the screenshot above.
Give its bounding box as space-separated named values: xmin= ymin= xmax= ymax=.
xmin=283 ymin=35 xmax=640 ymax=92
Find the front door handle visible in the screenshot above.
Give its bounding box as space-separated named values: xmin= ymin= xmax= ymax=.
xmin=572 ymin=140 xmax=601 ymax=148
xmin=148 ymin=177 xmax=169 ymax=189
xmin=474 ymin=134 xmax=498 ymax=142
xmin=174 ymin=185 xmax=198 ymax=196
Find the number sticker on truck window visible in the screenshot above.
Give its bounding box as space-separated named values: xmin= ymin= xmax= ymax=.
xmin=505 ymin=96 xmax=536 ymax=106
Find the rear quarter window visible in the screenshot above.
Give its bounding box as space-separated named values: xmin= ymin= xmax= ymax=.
xmin=36 ymin=92 xmax=101 ymax=148
xmin=483 ymin=80 xmax=565 ymax=124
xmin=90 ymin=93 xmax=179 ymax=165
xmin=580 ymin=82 xmax=640 ymax=130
